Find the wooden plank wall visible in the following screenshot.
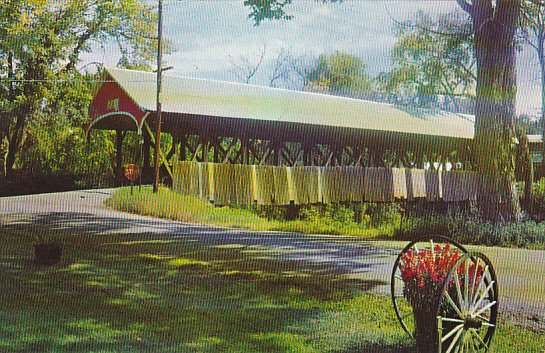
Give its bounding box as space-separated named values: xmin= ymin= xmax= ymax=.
xmin=172 ymin=161 xmax=478 ymax=206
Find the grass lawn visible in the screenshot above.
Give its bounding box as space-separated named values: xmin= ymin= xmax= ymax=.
xmin=105 ymin=187 xmax=396 ymax=238
xmin=1 ymin=223 xmax=543 ymax=352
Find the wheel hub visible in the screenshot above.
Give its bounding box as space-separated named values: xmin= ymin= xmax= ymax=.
xmin=464 ymin=317 xmax=483 ymax=330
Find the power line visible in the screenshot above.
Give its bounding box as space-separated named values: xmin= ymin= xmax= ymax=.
xmin=0 ymin=79 xmax=156 ymax=83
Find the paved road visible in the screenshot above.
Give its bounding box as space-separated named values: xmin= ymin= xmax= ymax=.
xmin=0 ymin=189 xmax=397 ymax=289
xmin=1 ymin=189 xmax=544 ymax=330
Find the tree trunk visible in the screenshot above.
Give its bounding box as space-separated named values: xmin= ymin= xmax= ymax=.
xmin=4 ymin=109 xmax=26 ymax=177
xmin=115 ymin=130 xmax=125 ymax=186
xmin=540 ymin=35 xmax=545 ymax=177
xmin=471 ymin=0 xmax=521 ymax=221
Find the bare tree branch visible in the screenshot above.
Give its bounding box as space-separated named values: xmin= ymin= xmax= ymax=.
xmin=230 ymin=44 xmax=267 ymax=84
xmin=269 ymin=48 xmax=290 ymax=87
xmin=387 ymin=5 xmax=473 ymax=38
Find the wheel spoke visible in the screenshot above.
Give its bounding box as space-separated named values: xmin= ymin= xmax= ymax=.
xmin=473 ymin=301 xmax=497 ymax=318
xmin=483 ymin=265 xmax=495 ymax=298
xmin=463 ymin=331 xmax=470 ymax=353
xmin=467 ymin=329 xmax=478 ymax=351
xmin=481 ymin=322 xmax=495 ymax=328
xmin=471 ymin=280 xmax=496 ymax=312
xmin=441 ymin=317 xmax=465 ymax=323
xmin=454 ymin=330 xmax=466 ymax=353
xmin=472 ymin=264 xmax=488 ymax=303
xmin=442 ymin=323 xmax=464 ymax=342
xmin=470 ymin=257 xmax=481 ymax=304
xmin=454 ymin=270 xmax=465 ymax=312
xmin=469 ymin=327 xmax=489 ymax=348
xmin=445 ymin=327 xmax=464 ymax=353
xmin=445 ymin=291 xmax=464 ymax=317
xmin=464 ymin=259 xmax=469 ymax=312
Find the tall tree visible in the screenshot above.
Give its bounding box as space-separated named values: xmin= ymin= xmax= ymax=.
xmin=244 ymin=0 xmax=524 ymax=221
xmin=389 ymin=10 xmax=476 ymax=110
xmin=306 ymin=51 xmax=371 ymax=96
xmin=457 ymin=0 xmax=522 ymax=221
xmin=0 ymin=0 xmax=157 ymax=176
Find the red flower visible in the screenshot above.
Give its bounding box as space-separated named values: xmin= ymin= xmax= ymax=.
xmin=399 ymin=243 xmax=463 ymax=309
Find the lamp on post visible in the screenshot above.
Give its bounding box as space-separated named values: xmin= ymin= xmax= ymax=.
xmin=153 ymin=0 xmax=163 ymax=193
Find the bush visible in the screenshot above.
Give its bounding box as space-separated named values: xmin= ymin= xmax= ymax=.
xmin=299 ymin=204 xmax=355 ymax=225
xmin=396 ymin=208 xmax=545 ymax=249
xmin=531 ymin=178 xmax=545 ymax=213
xmin=447 ymin=215 xmax=545 ymax=248
xmin=108 ymin=187 xmax=545 ymax=249
xmin=361 ymin=203 xmax=402 ymax=227
xmin=395 ymin=213 xmax=449 ymax=240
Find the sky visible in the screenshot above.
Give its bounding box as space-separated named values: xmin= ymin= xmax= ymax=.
xmin=81 ymin=0 xmax=542 ymax=117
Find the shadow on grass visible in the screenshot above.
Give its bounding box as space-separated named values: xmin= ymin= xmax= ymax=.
xmin=1 ymin=210 xmax=397 ymax=278
xmin=0 ymin=217 xmax=407 ymax=353
xmin=340 ymin=344 xmax=413 ymax=353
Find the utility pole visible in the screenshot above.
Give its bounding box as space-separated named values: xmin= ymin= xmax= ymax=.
xmin=153 ymin=0 xmax=163 ymax=193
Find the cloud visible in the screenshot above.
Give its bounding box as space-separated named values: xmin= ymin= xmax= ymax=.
xmin=80 ymin=0 xmax=541 ymax=115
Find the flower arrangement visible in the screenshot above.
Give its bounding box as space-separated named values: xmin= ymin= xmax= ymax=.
xmin=398 ymin=243 xmax=463 ymax=352
xmin=399 ymin=243 xmax=461 ymax=313
xmin=397 ymin=242 xmax=489 ymax=352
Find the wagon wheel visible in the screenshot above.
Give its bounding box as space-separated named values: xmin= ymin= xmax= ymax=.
xmin=391 ymin=235 xmax=468 ymax=339
xmin=436 ymin=252 xmax=498 ymax=352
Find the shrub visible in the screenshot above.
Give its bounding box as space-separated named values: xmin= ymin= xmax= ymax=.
xmin=447 ymin=215 xmax=545 ymax=248
xmin=361 ymin=203 xmax=402 ymax=227
xmin=298 ymin=204 xmax=356 ymax=231
xmin=395 ymin=213 xmax=449 ymax=240
xmin=531 ymin=178 xmax=545 ymax=214
xmin=396 ymin=210 xmax=545 ymax=249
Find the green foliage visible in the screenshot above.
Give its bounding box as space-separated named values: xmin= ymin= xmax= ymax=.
xmin=14 ymin=70 xmax=115 ymax=177
xmin=396 ymin=213 xmax=450 ymax=239
xmin=243 ymin=0 xmax=341 ymax=27
xmin=360 ymin=203 xmax=403 ymax=228
xmin=531 ymin=178 xmax=545 ymax=212
xmin=388 ymin=10 xmax=475 ymax=109
xmin=16 ymin=116 xmax=114 ymax=176
xmin=0 ymin=0 xmax=158 ymax=175
xmin=299 ymin=204 xmax=354 ymax=225
xmin=244 ymin=0 xmax=294 ymax=26
xmin=107 ymin=188 xmax=404 ymax=238
xmin=397 ymin=210 xmax=545 ymax=249
xmin=306 ymin=51 xmax=371 ymax=96
xmin=447 ymin=213 xmax=545 ymax=248
xmin=106 ymin=187 xmax=274 ymax=230
xmin=109 ymin=187 xmax=545 ymax=249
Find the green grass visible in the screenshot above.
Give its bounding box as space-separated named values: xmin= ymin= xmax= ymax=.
xmin=105 ymin=186 xmax=396 ymax=238
xmin=0 ymin=225 xmax=543 ymax=352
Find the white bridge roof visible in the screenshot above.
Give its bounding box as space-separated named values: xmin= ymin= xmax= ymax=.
xmin=105 ymin=67 xmax=475 ymax=140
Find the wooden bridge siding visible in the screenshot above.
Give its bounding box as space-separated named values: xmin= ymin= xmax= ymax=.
xmin=166 ymin=133 xmax=468 ymax=170
xmin=156 ymin=112 xmax=471 ymax=170
xmin=172 ymin=162 xmax=478 ymax=206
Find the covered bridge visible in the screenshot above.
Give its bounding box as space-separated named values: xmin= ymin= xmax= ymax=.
xmin=86 ymin=67 xmax=476 ymax=185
